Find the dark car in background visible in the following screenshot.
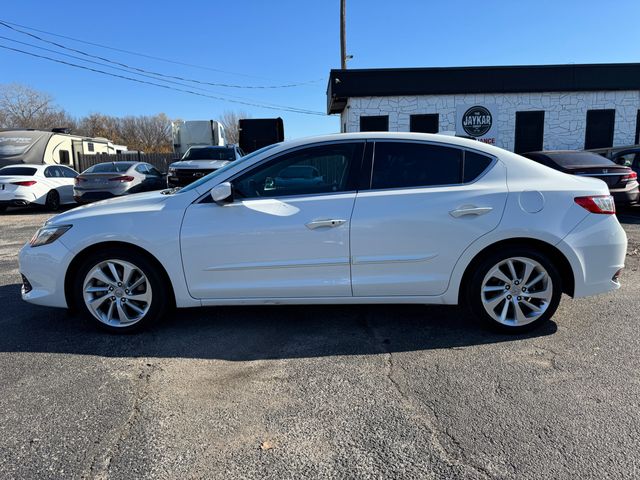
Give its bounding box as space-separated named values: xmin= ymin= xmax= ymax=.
xmin=167 ymin=145 xmax=244 ymax=188
xmin=74 ymin=161 xmax=166 ymax=204
xmin=611 ymin=148 xmax=640 ymax=177
xmin=522 ymin=151 xmax=639 ymax=206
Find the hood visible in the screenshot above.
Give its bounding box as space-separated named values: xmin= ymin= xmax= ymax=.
xmin=170 ymin=160 xmax=230 ymax=170
xmin=47 ymin=191 xmax=168 ymax=225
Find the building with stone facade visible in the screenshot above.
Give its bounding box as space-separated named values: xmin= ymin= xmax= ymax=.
xmin=327 ymin=63 xmax=640 ymax=153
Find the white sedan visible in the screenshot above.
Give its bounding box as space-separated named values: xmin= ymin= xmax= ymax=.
xmin=0 ymin=164 xmax=78 ymax=212
xmin=19 ymin=133 xmax=627 ymax=333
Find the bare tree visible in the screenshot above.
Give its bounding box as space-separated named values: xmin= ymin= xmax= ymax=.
xmin=220 ymin=110 xmax=250 ymax=144
xmin=131 ymin=113 xmax=172 ymax=152
xmin=0 ymin=83 xmax=73 ymax=130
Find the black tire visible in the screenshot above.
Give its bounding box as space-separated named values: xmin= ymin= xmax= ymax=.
xmin=45 ymin=190 xmax=61 ymax=211
xmin=466 ymin=247 xmax=562 ymax=333
xmin=72 ymin=247 xmax=169 ymax=333
xmin=0 ymin=205 xmax=7 ymax=213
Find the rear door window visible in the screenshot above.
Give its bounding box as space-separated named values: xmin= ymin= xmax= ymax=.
xmin=371 ymin=142 xmax=463 ymax=189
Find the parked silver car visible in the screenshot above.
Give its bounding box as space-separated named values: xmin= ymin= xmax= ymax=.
xmin=74 ymin=162 xmax=166 ymax=204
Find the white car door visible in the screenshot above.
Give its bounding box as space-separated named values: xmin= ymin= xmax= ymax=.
xmin=43 ymin=166 xmax=73 ymax=203
xmin=57 ymin=166 xmax=77 ymax=203
xmin=350 ymin=140 xmax=508 ymax=297
xmin=180 ymin=142 xmax=365 ymax=300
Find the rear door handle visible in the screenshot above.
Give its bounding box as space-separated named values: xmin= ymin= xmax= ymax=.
xmin=306 ymin=219 xmax=347 ymax=229
xmin=449 ymin=206 xmax=493 ymax=218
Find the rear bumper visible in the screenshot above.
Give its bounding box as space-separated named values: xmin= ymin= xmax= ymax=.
xmin=73 ymin=190 xmax=116 ymax=204
xmin=0 ymin=199 xmax=33 ymax=207
xmin=611 ymin=183 xmax=639 ymax=205
xmin=557 ymin=213 xmax=627 ymax=298
xmin=0 ymin=190 xmax=37 ymax=206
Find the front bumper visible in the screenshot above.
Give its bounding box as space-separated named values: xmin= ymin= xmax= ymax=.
xmin=19 ymin=239 xmax=73 ymax=308
xmin=557 ymin=213 xmax=628 ymax=298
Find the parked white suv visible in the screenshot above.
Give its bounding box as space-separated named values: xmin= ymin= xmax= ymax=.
xmin=19 ymin=133 xmax=627 ymax=333
xmin=167 ymin=145 xmax=244 ymax=188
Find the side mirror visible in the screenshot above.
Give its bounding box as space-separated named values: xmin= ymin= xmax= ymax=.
xmin=210 ymin=181 xmax=233 ymax=203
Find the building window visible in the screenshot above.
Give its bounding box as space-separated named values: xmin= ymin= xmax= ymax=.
xmin=514 ymin=111 xmax=545 ymax=154
xmin=635 ymin=110 xmax=640 ymax=145
xmin=59 ymin=150 xmax=70 ymax=165
xmin=360 ymin=115 xmax=389 ymax=132
xmin=410 ymin=114 xmax=439 ymax=133
xmin=585 ymin=109 xmax=615 ymax=149
xmin=87 ymin=142 xmax=95 ymax=152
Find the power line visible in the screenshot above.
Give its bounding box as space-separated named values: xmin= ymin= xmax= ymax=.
xmin=0 ymin=35 xmax=321 ymax=113
xmin=0 ymin=20 xmax=325 ymax=90
xmin=0 ymin=44 xmax=326 ymax=116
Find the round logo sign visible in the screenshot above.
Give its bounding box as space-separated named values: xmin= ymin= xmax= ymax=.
xmin=462 ymin=106 xmax=492 ymax=137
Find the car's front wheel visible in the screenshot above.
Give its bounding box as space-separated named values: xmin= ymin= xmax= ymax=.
xmin=467 ymin=247 xmax=562 ymax=333
xmin=72 ymin=248 xmax=169 ymax=333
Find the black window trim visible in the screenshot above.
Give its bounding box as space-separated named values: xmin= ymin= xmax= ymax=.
xmin=195 ymin=139 xmax=368 ymax=204
xmin=365 ymin=139 xmax=497 ymax=192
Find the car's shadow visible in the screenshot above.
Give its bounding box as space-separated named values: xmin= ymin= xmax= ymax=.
xmin=0 ymin=284 xmax=556 ymax=361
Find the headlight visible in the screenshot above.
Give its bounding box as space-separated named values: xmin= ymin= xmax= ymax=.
xmin=168 ymin=168 xmax=176 ymax=175
xmin=29 ymin=225 xmax=72 ymax=247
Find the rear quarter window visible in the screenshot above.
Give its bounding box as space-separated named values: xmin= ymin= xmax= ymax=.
xmin=463 ymin=151 xmax=493 ymax=182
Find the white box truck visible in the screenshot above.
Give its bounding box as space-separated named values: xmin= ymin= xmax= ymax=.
xmin=172 ymin=120 xmax=226 ymax=156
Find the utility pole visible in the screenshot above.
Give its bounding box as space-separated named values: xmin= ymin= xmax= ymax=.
xmin=340 ymin=0 xmax=347 ymax=69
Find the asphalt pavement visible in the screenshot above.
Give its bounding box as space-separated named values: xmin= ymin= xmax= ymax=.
xmin=0 ymin=206 xmax=639 ymax=479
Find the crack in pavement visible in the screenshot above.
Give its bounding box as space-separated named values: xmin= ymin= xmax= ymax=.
xmin=359 ymin=311 xmax=493 ymax=479
xmin=85 ymin=361 xmax=159 ymax=480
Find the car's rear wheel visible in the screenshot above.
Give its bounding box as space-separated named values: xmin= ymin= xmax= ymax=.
xmin=467 ymin=248 xmax=562 ymax=333
xmin=0 ymin=205 xmax=7 ymax=213
xmin=45 ymin=190 xmax=60 ymax=211
xmin=72 ymin=248 xmax=168 ymax=333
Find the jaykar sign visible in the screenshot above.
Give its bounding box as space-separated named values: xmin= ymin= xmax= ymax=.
xmin=456 ymin=105 xmax=498 ymax=145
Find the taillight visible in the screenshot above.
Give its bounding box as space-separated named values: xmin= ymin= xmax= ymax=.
xmin=574 ymin=195 xmax=616 ymax=214
xmin=108 ymin=176 xmax=135 ymax=182
xmin=74 ymin=176 xmax=86 ymax=185
xmin=11 ymin=180 xmax=37 ymax=187
xmin=621 ymin=171 xmax=638 ymax=182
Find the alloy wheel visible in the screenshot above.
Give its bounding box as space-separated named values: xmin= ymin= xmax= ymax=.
xmin=480 ymin=256 xmax=553 ymax=327
xmin=82 ymin=259 xmax=152 ymax=327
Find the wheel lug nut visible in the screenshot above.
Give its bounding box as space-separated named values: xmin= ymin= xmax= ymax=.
xmin=111 ymin=296 xmax=116 ymax=300
xmin=507 ymin=295 xmax=512 ymax=300
xmin=117 ymin=282 xmax=122 ymax=287
xmin=514 ymin=281 xmax=520 ymax=285
xmin=505 ymin=285 xmax=510 ymax=290
xmin=517 ymin=296 xmax=522 ymax=301
xmin=125 ymin=290 xmax=129 ymax=294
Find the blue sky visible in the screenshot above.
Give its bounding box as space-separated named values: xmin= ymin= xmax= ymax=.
xmin=1 ymin=0 xmax=639 ymax=139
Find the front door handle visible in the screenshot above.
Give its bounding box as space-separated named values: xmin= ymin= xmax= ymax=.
xmin=306 ymin=219 xmax=347 ymax=229
xmin=449 ymin=206 xmax=493 ymax=218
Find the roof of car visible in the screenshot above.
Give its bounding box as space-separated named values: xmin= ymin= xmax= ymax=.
xmin=266 ymin=132 xmax=503 ymax=157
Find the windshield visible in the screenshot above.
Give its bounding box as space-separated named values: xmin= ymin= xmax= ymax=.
xmin=547 ymin=152 xmax=616 ymax=167
xmin=85 ymin=162 xmax=133 ymax=173
xmin=176 ymin=143 xmax=280 ymax=194
xmin=183 ymin=147 xmax=236 ymax=161
xmin=0 ymin=166 xmax=37 ymax=176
